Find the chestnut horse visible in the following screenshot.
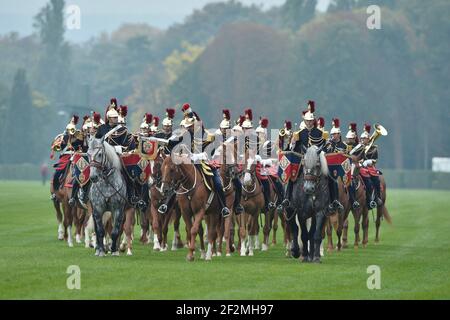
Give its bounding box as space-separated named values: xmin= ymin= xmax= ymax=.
xmin=239 ymin=163 xmax=265 ymax=257
xmin=160 ymin=149 xmax=230 ymax=261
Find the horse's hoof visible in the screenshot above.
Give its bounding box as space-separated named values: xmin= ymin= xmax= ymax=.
xmin=291 ymin=249 xmax=300 ymax=259
xmin=248 ymin=250 xmax=254 ymax=256
xmin=226 ymin=253 xmax=231 ymax=257
xmin=126 ymin=249 xmax=132 ymax=256
xmin=186 ymin=255 xmax=194 ymax=262
xmin=68 ymin=241 xmax=74 ymax=248
xmin=98 ymin=251 xmax=105 ymax=257
xmin=216 ymin=252 xmax=222 ymax=257
xmin=212 ymin=253 xmax=217 ymax=257
xmin=200 ymin=251 xmax=206 ymax=260
xmin=111 ymin=251 xmax=120 ymax=256
xmin=313 ymin=257 xmax=321 ymax=264
xmin=261 ymin=244 xmax=269 ymax=251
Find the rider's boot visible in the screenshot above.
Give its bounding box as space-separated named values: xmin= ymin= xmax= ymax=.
xmin=212 ymin=169 xmax=230 ymax=218
xmin=281 ymin=181 xmax=293 ymax=208
xmin=371 ymin=176 xmax=383 ymax=207
xmin=232 ymin=178 xmax=244 ymax=215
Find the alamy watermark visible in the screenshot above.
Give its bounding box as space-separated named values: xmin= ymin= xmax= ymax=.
xmin=66 ymin=4 xmax=81 ymax=30
xmin=366 ymin=265 xmax=381 ymax=290
xmin=367 ymin=5 xmax=381 ymax=30
xmin=66 ymin=265 xmax=81 ymax=290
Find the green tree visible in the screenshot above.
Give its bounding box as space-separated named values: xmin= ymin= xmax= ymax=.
xmin=33 ymin=0 xmax=71 ymax=103
xmin=280 ymin=0 xmax=317 ymax=31
xmin=2 ymin=70 xmax=33 ymax=163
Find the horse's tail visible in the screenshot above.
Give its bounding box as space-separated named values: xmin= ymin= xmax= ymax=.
xmin=382 ymin=206 xmax=392 ymax=225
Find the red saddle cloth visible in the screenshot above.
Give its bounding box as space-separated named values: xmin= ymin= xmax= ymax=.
xmin=55 ymin=154 xmax=71 ymax=171
xmin=360 ymin=166 xmax=379 ymax=178
xmin=121 ymin=153 xmax=152 ymax=184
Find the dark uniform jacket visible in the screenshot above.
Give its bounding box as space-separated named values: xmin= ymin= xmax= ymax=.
xmin=292 ymin=126 xmax=324 ymax=154
xmin=95 ymin=123 xmax=136 ymax=152
xmin=60 ymin=133 xmax=85 ymax=154
xmin=325 ymin=139 xmax=347 ymax=154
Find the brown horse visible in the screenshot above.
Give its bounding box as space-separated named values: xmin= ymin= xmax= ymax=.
xmin=50 ymin=167 xmax=76 ymax=247
xmin=238 ymin=163 xmax=264 ymax=257
xmin=262 ymin=178 xmax=280 ymax=251
xmin=160 ymin=151 xmax=227 ymax=261
xmin=142 ymin=152 xmax=185 ymax=251
xmin=326 ymin=177 xmax=350 ymax=252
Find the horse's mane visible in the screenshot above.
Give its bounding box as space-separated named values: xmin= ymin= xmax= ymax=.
xmin=103 ymin=141 xmax=122 ymax=170
xmin=304 ymin=145 xmax=319 ymax=170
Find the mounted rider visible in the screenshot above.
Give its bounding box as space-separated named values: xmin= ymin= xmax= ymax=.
xmin=182 ymin=107 xmax=231 ymax=218
xmin=354 ymin=124 xmax=383 ymax=209
xmin=255 ymin=117 xmax=285 ymax=212
xmin=345 ymin=122 xmax=360 ymax=209
xmin=50 ymin=115 xmax=84 ymax=201
xmin=210 ymin=109 xmax=244 ymax=215
xmin=281 ymin=101 xmax=342 ymax=214
xmin=95 ymin=99 xmax=139 ymax=208
xmin=68 ymin=115 xmax=94 ymax=207
xmin=323 ymin=118 xmax=347 ymax=212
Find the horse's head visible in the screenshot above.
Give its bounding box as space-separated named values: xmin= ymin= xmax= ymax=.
xmin=87 ymin=137 xmax=120 ymax=183
xmin=303 ymin=145 xmax=328 ymax=195
xmin=160 ymin=152 xmax=187 ymax=195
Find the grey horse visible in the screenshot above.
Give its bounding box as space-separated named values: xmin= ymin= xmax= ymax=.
xmin=288 ymin=145 xmax=330 ymax=263
xmin=87 ymin=137 xmax=128 ymax=256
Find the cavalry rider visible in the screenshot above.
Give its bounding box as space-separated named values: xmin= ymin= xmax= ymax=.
xmin=278 ymin=120 xmax=293 ymax=152
xmin=323 ymin=118 xmax=347 ymax=212
xmin=118 ymin=105 xmax=128 ymax=125
xmin=138 ymin=113 xmax=153 ymax=138
xmin=95 ymin=99 xmax=139 ymax=207
xmin=50 ymin=115 xmax=84 ymax=201
xmin=281 ymin=101 xmax=329 ymax=211
xmin=68 ymin=115 xmax=93 ymax=207
xmin=182 ymin=108 xmax=231 ymax=218
xmin=149 ymin=116 xmax=160 ymax=136
xmin=255 ymin=117 xmax=285 ymax=212
xmin=345 ymin=123 xmax=360 ymax=209
xmin=211 ymin=109 xmax=244 ymax=215
xmin=356 ymin=124 xmax=383 ymax=209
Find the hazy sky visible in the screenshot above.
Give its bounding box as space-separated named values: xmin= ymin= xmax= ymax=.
xmin=0 ymin=0 xmax=330 ymax=42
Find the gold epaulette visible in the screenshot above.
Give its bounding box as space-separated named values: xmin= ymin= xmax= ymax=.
xmin=293 ymin=130 xmax=301 ymax=142
xmin=322 ymin=130 xmax=329 ymax=141
xmin=206 ymin=131 xmax=215 ymax=143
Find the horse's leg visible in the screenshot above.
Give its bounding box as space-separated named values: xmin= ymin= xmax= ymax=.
xmin=161 ymin=209 xmax=171 ymax=251
xmin=173 ymin=205 xmax=184 ymax=250
xmin=362 ymin=207 xmax=369 ymax=248
xmin=62 ymin=198 xmax=74 ymax=247
xmin=110 ymin=206 xmax=125 ymax=256
xmin=54 ymin=199 xmax=64 ymax=240
xmin=123 ymin=208 xmax=135 ymax=256
xmin=352 ymin=208 xmax=361 ymax=249
xmin=375 ymin=206 xmax=382 ymax=244
xmin=74 ymin=208 xmax=84 ymax=244
xmin=262 ymin=209 xmax=271 ymax=251
xmin=206 ymin=213 xmax=219 ymax=261
xmin=342 ymin=218 xmax=349 ymax=249
xmin=288 ymin=214 xmax=300 ymax=259
xmin=188 ymin=209 xmax=205 ymax=262
xmin=238 ymin=212 xmax=246 ymax=256
xmin=140 ymin=206 xmax=150 ymax=244
xmin=272 ymin=209 xmax=278 ymax=246
xmin=313 ymin=211 xmax=326 ymax=263
xmin=92 ymin=209 xmax=106 ymax=256
xmin=299 ymin=220 xmax=309 ymax=261
xmin=85 ymin=213 xmax=94 ymax=248
xmin=308 ymin=217 xmax=316 ymax=262
xmin=336 ymin=211 xmax=344 ymax=251
xmin=198 ymin=220 xmax=206 ymax=259
xmin=326 ymin=217 xmax=334 ymax=253
xmin=150 ymin=204 xmax=161 ymax=251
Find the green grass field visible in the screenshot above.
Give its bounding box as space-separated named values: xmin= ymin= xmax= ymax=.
xmin=0 ymin=181 xmax=449 ymax=299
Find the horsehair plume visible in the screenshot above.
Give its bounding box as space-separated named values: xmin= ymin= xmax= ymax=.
xmin=350 ymin=122 xmax=357 ymax=132
xmin=119 ymin=105 xmax=128 ymax=117
xmin=153 ymin=116 xmax=159 ymax=127
xmin=145 ymin=113 xmax=153 ymax=124
xmin=182 ymin=103 xmax=191 ymax=113
xmin=285 ymin=120 xmax=292 ymax=130
xmin=166 ymin=108 xmax=175 ymax=119
xmin=110 ymin=98 xmax=118 ymax=107
xmin=302 ymin=110 xmax=307 ymax=118
xmin=223 ymin=109 xmax=230 ymax=120
xmin=83 ymin=115 xmax=89 ymax=122
xmin=333 ymin=118 xmax=340 ymax=128
xmin=72 ymin=115 xmax=79 ymax=125
xmin=245 ymin=108 xmax=253 ymax=120
xmin=318 ymin=117 xmax=325 ymax=128
xmin=239 ymin=115 xmax=245 ymax=126
xmin=308 ymin=100 xmax=315 ymax=113
xmin=93 ymin=112 xmax=101 ymax=124
xmin=365 ymin=123 xmax=371 ymax=134
xmin=261 ymin=118 xmax=269 ymax=128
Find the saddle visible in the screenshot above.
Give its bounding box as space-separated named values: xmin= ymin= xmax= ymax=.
xmin=121 ymin=153 xmax=152 ymax=185
xmin=195 ymin=161 xmax=214 ymax=192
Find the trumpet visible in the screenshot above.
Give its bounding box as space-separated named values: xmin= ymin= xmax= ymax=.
xmin=51 ymin=134 xmax=64 ymax=152
xmin=364 ymin=123 xmax=388 ymax=154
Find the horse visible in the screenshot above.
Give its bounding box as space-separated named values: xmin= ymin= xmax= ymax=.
xmin=87 ymin=137 xmax=128 ymax=257
xmin=50 ymin=165 xmax=76 ymax=247
xmin=325 ymin=177 xmax=350 ymax=252
xmin=289 ymin=145 xmax=330 ymax=263
xmin=160 ymin=147 xmax=227 ymax=261
xmin=262 ymin=177 xmax=281 ymax=251
xmin=239 ymin=162 xmax=265 ymax=257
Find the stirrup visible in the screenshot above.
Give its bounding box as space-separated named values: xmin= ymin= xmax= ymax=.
xmin=276 ymin=204 xmax=284 ymax=214
xmin=281 ymin=199 xmax=290 ymax=208
xmin=50 ymin=193 xmax=56 ymax=201
xmin=369 ymin=200 xmax=377 ymax=209
xmin=68 ymin=198 xmax=76 ymax=207
xmin=234 ymin=204 xmax=244 ymax=215
xmin=158 ymin=204 xmax=168 ymax=214
xmin=333 ymin=200 xmax=344 ymax=212
xmin=221 ymin=207 xmax=231 ymax=218
xmin=268 ymin=202 xmax=276 ymax=210
xmin=352 ymin=201 xmax=360 ymax=210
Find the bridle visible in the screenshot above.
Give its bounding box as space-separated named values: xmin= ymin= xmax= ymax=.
xmin=161 ymin=157 xmax=198 ymax=196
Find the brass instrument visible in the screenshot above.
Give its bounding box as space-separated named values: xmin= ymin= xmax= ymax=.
xmin=364 ymin=123 xmax=388 ymax=154
xmin=279 ymin=128 xmax=286 ymax=137
xmin=51 ymin=134 xmax=64 ymax=152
